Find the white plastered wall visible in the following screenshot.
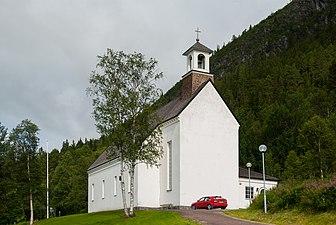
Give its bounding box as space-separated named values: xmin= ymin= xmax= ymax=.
xmin=88 ymin=159 xmax=142 ymax=213
xmin=159 ymin=118 xmax=181 ymax=206
xmin=136 ymin=163 xmax=160 ymax=207
xmin=179 ymin=82 xmax=241 ymax=209
xmin=88 ymin=160 xmax=134 ymax=212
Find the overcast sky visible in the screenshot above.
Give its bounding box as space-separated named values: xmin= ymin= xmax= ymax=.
xmin=0 ymin=0 xmax=290 ymax=150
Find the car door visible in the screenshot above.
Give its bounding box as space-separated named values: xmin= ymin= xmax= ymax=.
xmin=204 ymin=197 xmax=211 ymax=208
xmin=196 ymin=197 xmax=205 ymax=208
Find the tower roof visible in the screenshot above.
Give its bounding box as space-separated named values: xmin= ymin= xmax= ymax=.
xmin=182 ymin=41 xmax=213 ymax=56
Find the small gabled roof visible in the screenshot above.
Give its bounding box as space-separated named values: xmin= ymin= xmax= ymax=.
xmin=182 ymin=41 xmax=213 ymax=56
xmin=239 ymin=167 xmax=280 ymax=182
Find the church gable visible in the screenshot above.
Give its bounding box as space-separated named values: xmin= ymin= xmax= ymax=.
xmin=180 ymin=80 xmax=239 ymax=129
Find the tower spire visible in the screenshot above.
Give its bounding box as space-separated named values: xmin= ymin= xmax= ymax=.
xmin=195 ymin=27 xmax=201 ymax=42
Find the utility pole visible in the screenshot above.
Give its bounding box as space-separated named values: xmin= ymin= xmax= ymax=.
xmin=47 ymin=141 xmax=49 ymax=219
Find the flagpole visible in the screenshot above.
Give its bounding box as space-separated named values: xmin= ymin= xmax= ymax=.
xmin=47 ymin=141 xmax=49 ymax=219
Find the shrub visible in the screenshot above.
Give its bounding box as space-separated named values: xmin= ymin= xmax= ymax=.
xmin=249 ymin=192 xmax=264 ymax=210
xmin=249 ymin=174 xmax=336 ymax=213
xmin=301 ymin=175 xmax=336 ymax=212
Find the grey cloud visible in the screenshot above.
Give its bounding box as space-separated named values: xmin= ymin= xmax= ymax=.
xmin=0 ymin=0 xmax=290 ymax=149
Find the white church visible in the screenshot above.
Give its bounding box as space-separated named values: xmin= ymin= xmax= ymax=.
xmin=87 ymin=37 xmax=279 ymax=212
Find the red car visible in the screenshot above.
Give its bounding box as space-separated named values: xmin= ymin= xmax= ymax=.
xmin=191 ymin=196 xmax=228 ymax=210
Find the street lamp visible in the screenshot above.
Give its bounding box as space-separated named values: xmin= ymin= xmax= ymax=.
xmin=259 ymin=144 xmax=267 ymax=213
xmin=246 ymin=162 xmax=252 ymax=205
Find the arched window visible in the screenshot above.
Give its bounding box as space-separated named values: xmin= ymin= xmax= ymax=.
xmin=197 ymin=54 xmax=205 ymax=69
xmin=188 ymin=55 xmax=192 ymax=70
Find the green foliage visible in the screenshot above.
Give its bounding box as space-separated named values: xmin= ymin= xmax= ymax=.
xmin=87 ymin=49 xmax=164 ymax=167
xmin=298 ymin=115 xmax=336 ymax=179
xmin=9 ymin=119 xmax=41 ymax=224
xmin=250 ymin=174 xmax=336 ymax=213
xmin=301 ymin=175 xmax=336 ymax=212
xmin=87 ymin=49 xmax=163 ymax=136
xmin=154 ymin=80 xmax=182 ymax=109
xmin=283 ymin=150 xmax=302 ymax=181
xmin=0 ymin=119 xmax=107 ymax=224
xmin=50 ymin=142 xmax=101 ymax=216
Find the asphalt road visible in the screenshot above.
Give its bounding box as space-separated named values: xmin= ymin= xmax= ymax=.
xmin=179 ymin=209 xmax=272 ymax=225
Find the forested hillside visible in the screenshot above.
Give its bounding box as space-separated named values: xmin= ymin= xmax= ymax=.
xmin=212 ymin=0 xmax=336 ymax=179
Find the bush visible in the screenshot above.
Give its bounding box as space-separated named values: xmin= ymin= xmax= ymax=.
xmin=249 ymin=192 xmax=264 ymax=210
xmin=301 ymin=176 xmax=336 ymax=212
xmin=249 ymin=174 xmax=336 ymax=213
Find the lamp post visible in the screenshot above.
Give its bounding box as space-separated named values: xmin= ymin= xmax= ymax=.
xmin=259 ymin=144 xmax=267 ymax=213
xmin=246 ymin=162 xmax=252 ymax=205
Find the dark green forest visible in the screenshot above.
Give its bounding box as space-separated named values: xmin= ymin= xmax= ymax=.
xmin=1 ymin=0 xmax=336 ymax=224
xmin=212 ymin=0 xmax=336 ymax=179
xmin=0 ymin=120 xmax=112 ymax=224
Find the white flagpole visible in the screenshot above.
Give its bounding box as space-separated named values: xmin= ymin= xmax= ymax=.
xmin=47 ymin=141 xmax=49 ymax=219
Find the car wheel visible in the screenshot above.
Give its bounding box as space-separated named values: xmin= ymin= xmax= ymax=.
xmin=221 ymin=206 xmax=227 ymax=209
xmin=191 ymin=205 xmax=196 ymax=210
xmin=207 ymin=204 xmax=212 ymax=210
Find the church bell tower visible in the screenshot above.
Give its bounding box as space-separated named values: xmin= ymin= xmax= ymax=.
xmin=181 ymin=28 xmax=214 ymax=100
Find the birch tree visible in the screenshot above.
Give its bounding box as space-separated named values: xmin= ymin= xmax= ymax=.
xmin=87 ymin=49 xmax=163 ymax=217
xmin=298 ymin=115 xmax=336 ymax=179
xmin=9 ymin=119 xmax=40 ymax=225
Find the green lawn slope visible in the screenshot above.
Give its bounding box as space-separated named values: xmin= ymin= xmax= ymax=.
xmin=31 ymin=210 xmax=199 ymax=225
xmin=225 ymin=209 xmax=336 ymax=225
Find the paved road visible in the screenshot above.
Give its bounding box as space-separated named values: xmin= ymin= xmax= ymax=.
xmin=179 ymin=209 xmax=271 ymax=225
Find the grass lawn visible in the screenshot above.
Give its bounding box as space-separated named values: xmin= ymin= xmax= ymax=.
xmin=225 ymin=209 xmax=336 ymax=225
xmin=31 ymin=210 xmax=199 ymax=225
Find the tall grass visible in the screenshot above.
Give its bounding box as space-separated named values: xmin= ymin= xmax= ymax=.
xmin=225 ymin=209 xmax=336 ymax=225
xmin=250 ymin=173 xmax=336 ymax=213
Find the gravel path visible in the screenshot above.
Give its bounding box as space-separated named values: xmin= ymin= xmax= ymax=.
xmin=179 ymin=209 xmax=272 ymax=225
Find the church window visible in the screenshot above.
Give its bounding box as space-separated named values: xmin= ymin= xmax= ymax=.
xmin=114 ymin=176 xmax=117 ymax=196
xmin=245 ymin=186 xmax=254 ymax=200
xmin=102 ymin=180 xmax=105 ymax=199
xmin=197 ymin=54 xmax=205 ymax=69
xmin=91 ymin=184 xmax=94 ymax=201
xmin=167 ymin=141 xmax=172 ymax=191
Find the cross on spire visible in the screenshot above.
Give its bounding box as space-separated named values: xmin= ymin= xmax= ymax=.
xmin=195 ymin=27 xmax=201 ymax=42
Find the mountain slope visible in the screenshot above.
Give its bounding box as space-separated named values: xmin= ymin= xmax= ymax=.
xmin=211 ymin=0 xmax=336 ymax=77
xmin=210 ymin=0 xmax=336 ymax=179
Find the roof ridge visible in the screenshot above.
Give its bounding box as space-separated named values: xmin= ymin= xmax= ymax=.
xmin=182 ymin=41 xmax=213 ymax=56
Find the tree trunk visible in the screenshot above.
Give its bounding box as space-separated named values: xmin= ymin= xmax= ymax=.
xmin=27 ymin=155 xmax=34 ymax=225
xmin=120 ymin=156 xmax=129 ymax=217
xmin=30 ymin=189 xmax=33 ymax=225
xmin=129 ymin=166 xmax=135 ymax=217
xmin=318 ymin=139 xmax=324 ymax=180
